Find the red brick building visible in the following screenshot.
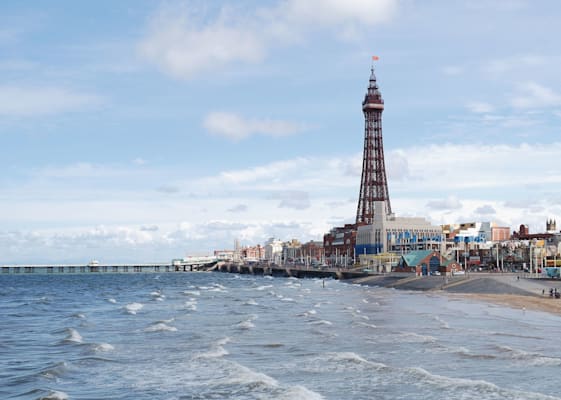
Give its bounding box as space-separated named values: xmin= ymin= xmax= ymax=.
xmin=323 ymin=223 xmax=362 ymax=266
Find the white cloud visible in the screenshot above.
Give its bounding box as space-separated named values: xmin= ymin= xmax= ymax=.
xmin=426 ymin=196 xmax=463 ymax=211
xmin=139 ymin=1 xmax=398 ymax=79
xmin=510 ymin=82 xmax=561 ymax=109
xmin=139 ymin=5 xmax=265 ymax=80
xmin=484 ymin=54 xmax=546 ymax=75
xmin=466 ymin=101 xmax=495 ymax=113
xmin=387 ymin=150 xmax=411 ymax=181
xmin=203 ymin=112 xmax=307 ymax=140
xmin=0 ymin=86 xmax=101 ymax=117
xmin=475 ymin=204 xmax=496 ymax=215
xmin=271 ymin=190 xmax=311 ymax=210
xmin=227 ymin=204 xmax=248 ymax=213
xmin=275 ymin=0 xmax=397 ymax=28
xmin=156 ymin=184 xmax=181 ymax=194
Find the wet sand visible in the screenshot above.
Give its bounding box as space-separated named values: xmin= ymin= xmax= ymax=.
xmin=456 ymin=293 xmax=561 ymax=316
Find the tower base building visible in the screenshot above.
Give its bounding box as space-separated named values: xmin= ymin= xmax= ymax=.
xmin=355 ymin=201 xmax=443 ymax=265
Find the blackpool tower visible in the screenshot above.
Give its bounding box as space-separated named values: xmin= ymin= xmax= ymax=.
xmin=355 ymin=67 xmax=392 ymax=225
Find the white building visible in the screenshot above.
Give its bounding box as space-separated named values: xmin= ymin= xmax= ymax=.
xmin=264 ymin=238 xmax=283 ymax=264
xmin=356 ymin=201 xmax=443 ymax=261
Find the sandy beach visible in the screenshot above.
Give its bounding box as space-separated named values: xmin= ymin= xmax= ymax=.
xmin=458 ymin=293 xmax=561 ymax=316
xmin=354 ymin=273 xmax=561 ymax=316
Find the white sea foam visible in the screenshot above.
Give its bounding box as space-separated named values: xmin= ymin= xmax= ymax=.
xmin=399 ymin=332 xmax=436 ymax=343
xmin=94 ymin=343 xmax=115 ymax=352
xmin=72 ymin=312 xmax=86 ymax=319
xmin=434 ymin=315 xmax=450 ymax=329
xmin=255 ymin=285 xmax=273 ymax=291
xmin=183 ymin=290 xmax=201 ymax=296
xmin=39 ymin=390 xmax=69 ymax=400
xmin=106 ymin=298 xmax=117 ymax=304
xmin=314 ymin=352 xmax=388 ymax=372
xmin=496 ymin=345 xmax=561 ymax=366
xmin=277 ymin=385 xmax=325 ymax=400
xmin=402 ymin=366 xmax=561 ymax=399
xmin=196 ymin=337 xmax=231 ymax=359
xmin=145 ymin=322 xmax=178 ymax=332
xmin=355 ymin=321 xmax=377 ymax=329
xmin=353 ymin=312 xmax=370 ymax=320
xmin=309 ymin=320 xmax=332 ymax=326
xmin=244 ymin=298 xmax=258 ymax=306
xmin=236 ymin=320 xmax=255 ymax=330
xmin=65 ymin=328 xmax=83 ymax=343
xmin=281 ymin=297 xmax=295 ymax=302
xmin=124 ymin=302 xmax=143 ymax=315
xmin=215 ymin=363 xmax=278 ymax=387
xmin=184 ymin=300 xmax=198 ymax=311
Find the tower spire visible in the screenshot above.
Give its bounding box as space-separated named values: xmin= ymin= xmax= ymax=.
xmin=356 ymin=65 xmax=392 ymax=225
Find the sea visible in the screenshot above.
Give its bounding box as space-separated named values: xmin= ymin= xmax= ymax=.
xmin=1 ymin=272 xmax=561 ymax=400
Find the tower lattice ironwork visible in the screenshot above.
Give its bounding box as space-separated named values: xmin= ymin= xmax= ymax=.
xmin=356 ymin=67 xmax=392 ymax=225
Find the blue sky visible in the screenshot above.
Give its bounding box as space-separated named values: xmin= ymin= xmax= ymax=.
xmin=1 ymin=0 xmax=561 ymax=263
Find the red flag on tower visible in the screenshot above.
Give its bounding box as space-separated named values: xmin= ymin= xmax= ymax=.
xmin=372 ymin=55 xmax=379 ymax=61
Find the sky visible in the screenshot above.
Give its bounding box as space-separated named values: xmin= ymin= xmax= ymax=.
xmin=1 ymin=0 xmax=561 ymax=263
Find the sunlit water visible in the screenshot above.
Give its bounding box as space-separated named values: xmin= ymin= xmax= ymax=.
xmin=1 ymin=272 xmax=560 ymax=400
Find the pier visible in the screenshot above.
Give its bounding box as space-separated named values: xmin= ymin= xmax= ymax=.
xmin=1 ymin=259 xmax=217 ymax=274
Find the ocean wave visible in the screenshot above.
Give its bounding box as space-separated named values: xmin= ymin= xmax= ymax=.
xmin=354 ymin=321 xmax=377 ymax=329
xmin=37 ymin=390 xmax=69 ymax=400
xmin=398 ymin=332 xmax=436 ymax=343
xmin=93 ymin=343 xmax=115 ymax=352
xmin=36 ymin=296 xmax=52 ymax=305
xmin=195 ymin=337 xmax=231 ymax=359
xmin=106 ymin=298 xmax=117 ymax=304
xmin=236 ymin=320 xmax=255 ymax=330
xmin=434 ymin=315 xmax=450 ymax=329
xmin=276 ymin=385 xmax=325 ymax=400
xmin=212 ymin=283 xmax=227 ymax=290
xmin=39 ymin=361 xmax=68 ymax=380
xmin=302 ymin=352 xmax=388 ymax=374
xmin=124 ymin=302 xmax=143 ymax=315
xmin=403 ymin=366 xmax=561 ymax=399
xmin=145 ymin=322 xmax=178 ymax=333
xmin=64 ymin=328 xmax=83 ymax=344
xmin=255 ymin=285 xmax=273 ymax=291
xmin=243 ymin=299 xmax=258 ymax=306
xmin=309 ymin=320 xmax=333 ymax=326
xmin=495 ymin=345 xmax=561 ymax=366
xmin=184 ymin=300 xmax=198 ymax=311
xmin=182 ymin=290 xmax=201 ymax=297
xmin=214 ymin=363 xmax=278 ymax=388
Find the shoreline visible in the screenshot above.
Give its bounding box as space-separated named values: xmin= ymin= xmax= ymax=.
xmin=450 ymin=292 xmax=561 ymax=316
xmin=347 ymin=272 xmax=561 ymax=317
